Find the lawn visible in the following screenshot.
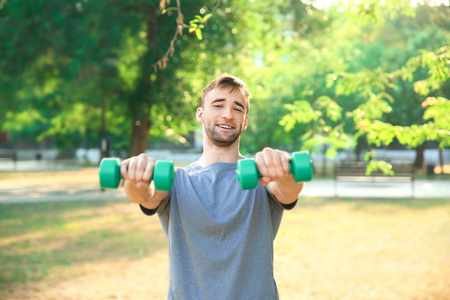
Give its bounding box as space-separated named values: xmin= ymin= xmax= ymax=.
xmin=0 ymin=170 xmax=449 ymax=299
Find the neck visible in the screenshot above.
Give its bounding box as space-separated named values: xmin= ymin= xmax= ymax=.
xmin=197 ymin=138 xmax=244 ymax=167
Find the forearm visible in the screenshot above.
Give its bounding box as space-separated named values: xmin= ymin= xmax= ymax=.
xmin=268 ymin=178 xmax=304 ymax=205
xmin=124 ymin=181 xmax=167 ymax=210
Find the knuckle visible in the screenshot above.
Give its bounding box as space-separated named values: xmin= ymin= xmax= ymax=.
xmin=265 ymin=159 xmax=274 ymax=169
xmin=128 ymin=158 xmax=136 ymax=168
xmin=262 ymin=147 xmax=272 ymax=153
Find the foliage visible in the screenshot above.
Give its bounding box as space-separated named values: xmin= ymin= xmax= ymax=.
xmin=282 ymin=45 xmax=449 ymax=166
xmin=0 ymin=0 xmax=448 ymax=161
xmin=278 ymin=2 xmax=449 ymax=173
xmin=0 ymin=0 xmax=226 ymax=155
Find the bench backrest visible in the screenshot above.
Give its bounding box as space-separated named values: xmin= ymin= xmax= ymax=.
xmin=0 ymin=149 xmax=17 ymax=162
xmin=335 ymin=161 xmax=414 ymax=178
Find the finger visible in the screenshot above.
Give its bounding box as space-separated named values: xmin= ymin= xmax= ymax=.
xmin=127 ymin=157 xmax=139 ymax=181
xmin=134 ymin=157 xmax=145 ymax=182
xmin=255 ymin=151 xmax=272 ymax=181
xmin=142 ymin=159 xmax=155 ymax=183
xmin=270 ymin=152 xmax=286 ymax=180
xmin=260 ymin=176 xmax=271 ymax=186
xmin=280 ymin=152 xmax=291 ymax=177
xmin=120 ymin=159 xmax=130 ymax=179
xmin=135 ymin=180 xmax=151 ymax=190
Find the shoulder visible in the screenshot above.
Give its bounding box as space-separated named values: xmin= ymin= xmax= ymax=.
xmin=180 ymin=161 xmax=200 ymax=172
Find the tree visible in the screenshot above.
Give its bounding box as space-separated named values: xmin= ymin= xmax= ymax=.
xmin=351 ymin=4 xmax=450 ymax=167
xmin=280 ymin=2 xmax=449 ymax=173
xmin=221 ymin=0 xmax=336 ymax=154
xmin=1 ymin=0 xmax=448 ymax=164
xmin=0 ymin=0 xmax=227 ymax=156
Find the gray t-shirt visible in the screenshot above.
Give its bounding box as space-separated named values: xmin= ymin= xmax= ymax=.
xmin=140 ymin=161 xmax=296 ymax=300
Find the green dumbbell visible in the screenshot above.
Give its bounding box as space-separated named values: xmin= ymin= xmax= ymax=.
xmin=236 ymin=151 xmax=313 ymax=190
xmin=99 ymin=158 xmax=175 ymax=191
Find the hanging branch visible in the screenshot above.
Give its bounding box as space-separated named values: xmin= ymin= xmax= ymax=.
xmin=153 ymin=0 xmax=223 ymax=72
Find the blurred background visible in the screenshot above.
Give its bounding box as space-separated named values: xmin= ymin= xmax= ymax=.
xmin=0 ymin=0 xmax=449 ymax=299
xmin=0 ymin=0 xmax=449 ymax=175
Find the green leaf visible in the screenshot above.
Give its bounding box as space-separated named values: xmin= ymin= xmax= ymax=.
xmin=203 ymin=13 xmax=213 ymax=22
xmin=366 ymin=160 xmax=394 ymax=176
xmin=195 ymin=29 xmax=203 ymax=40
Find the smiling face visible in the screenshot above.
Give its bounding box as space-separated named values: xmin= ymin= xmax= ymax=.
xmin=197 ymin=86 xmax=249 ymax=148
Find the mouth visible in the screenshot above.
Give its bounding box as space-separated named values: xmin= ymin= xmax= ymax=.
xmin=216 ymin=123 xmax=235 ymax=130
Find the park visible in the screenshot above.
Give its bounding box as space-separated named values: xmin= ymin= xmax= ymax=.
xmin=1 ymin=0 xmax=449 ymax=299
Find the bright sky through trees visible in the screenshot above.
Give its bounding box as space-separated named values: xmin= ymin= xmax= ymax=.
xmin=311 ymin=0 xmax=449 ymax=9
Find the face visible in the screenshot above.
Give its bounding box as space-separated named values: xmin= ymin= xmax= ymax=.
xmin=196 ymin=87 xmax=249 ymax=147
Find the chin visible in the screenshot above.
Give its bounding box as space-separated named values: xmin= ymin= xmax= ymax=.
xmin=211 ymin=135 xmax=240 ymax=147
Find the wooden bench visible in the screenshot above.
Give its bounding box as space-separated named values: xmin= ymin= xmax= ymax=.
xmin=0 ymin=149 xmax=17 ymax=170
xmin=334 ymin=161 xmax=415 ymax=198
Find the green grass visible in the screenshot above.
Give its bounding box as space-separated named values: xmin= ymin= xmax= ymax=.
xmin=0 ymin=200 xmax=166 ymax=292
xmin=1 ymin=166 xmax=450 ymax=299
xmin=1 ymin=198 xmax=450 ymax=299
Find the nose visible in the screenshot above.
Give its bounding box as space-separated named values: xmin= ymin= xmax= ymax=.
xmin=222 ymin=106 xmax=233 ymax=119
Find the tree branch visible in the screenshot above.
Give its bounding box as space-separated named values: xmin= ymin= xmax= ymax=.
xmin=152 ymin=0 xmax=223 ymax=72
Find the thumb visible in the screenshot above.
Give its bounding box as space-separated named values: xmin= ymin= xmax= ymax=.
xmin=135 ymin=181 xmax=151 ymax=190
xmin=260 ymin=176 xmax=271 ymax=186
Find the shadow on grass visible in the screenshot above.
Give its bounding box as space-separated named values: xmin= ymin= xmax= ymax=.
xmin=0 ymin=199 xmax=166 ymax=288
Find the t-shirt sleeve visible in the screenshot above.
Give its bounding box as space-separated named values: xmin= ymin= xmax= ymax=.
xmin=139 ymin=204 xmax=158 ymax=216
xmin=265 ymin=186 xmax=298 ymax=210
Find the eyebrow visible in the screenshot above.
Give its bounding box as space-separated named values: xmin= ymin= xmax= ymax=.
xmin=211 ymin=98 xmax=245 ymax=110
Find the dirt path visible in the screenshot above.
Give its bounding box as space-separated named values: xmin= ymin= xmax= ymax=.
xmin=0 ymin=168 xmax=125 ymax=203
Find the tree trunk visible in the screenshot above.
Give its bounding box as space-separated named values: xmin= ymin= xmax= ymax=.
xmin=322 ymin=145 xmax=327 ymax=177
xmin=439 ymin=148 xmax=444 ymax=174
xmin=127 ymin=7 xmax=157 ymax=157
xmin=99 ymin=96 xmax=109 ymax=162
xmin=129 ymin=118 xmax=151 ymax=156
xmin=414 ymin=144 xmax=425 ymax=169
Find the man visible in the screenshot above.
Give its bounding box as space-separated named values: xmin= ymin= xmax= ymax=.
xmin=121 ymin=74 xmax=305 ymax=299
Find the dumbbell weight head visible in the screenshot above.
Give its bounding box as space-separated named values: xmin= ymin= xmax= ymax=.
xmin=236 ymin=158 xmax=260 ymax=190
xmin=290 ymin=151 xmax=313 ymax=182
xmin=99 ymin=158 xmax=122 ymax=189
xmin=153 ymin=160 xmax=175 ymax=191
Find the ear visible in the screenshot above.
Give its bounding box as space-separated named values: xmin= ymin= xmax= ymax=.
xmin=196 ymin=107 xmax=204 ymax=122
xmin=243 ymin=114 xmax=249 ymax=130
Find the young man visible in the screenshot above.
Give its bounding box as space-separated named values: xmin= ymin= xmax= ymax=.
xmin=121 ymin=74 xmax=305 ymax=299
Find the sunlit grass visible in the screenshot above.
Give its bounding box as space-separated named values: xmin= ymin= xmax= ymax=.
xmin=0 ymin=200 xmax=167 ymax=298
xmin=275 ymin=198 xmax=450 ymax=299
xmin=1 ymin=197 xmax=449 ymax=299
